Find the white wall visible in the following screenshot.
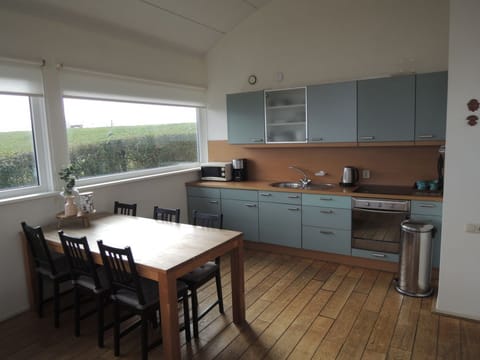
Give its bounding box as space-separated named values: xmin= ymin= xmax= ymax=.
xmin=0 ymin=8 xmax=205 ymax=320
xmin=436 ymin=0 xmax=480 ymax=320
xmin=206 ymin=0 xmax=449 ymax=140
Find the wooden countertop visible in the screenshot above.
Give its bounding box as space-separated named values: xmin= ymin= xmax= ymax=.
xmin=186 ymin=180 xmax=443 ymax=202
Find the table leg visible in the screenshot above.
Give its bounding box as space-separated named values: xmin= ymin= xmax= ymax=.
xmin=230 ymin=238 xmax=245 ymax=324
xmin=158 ymin=271 xmax=181 ymax=360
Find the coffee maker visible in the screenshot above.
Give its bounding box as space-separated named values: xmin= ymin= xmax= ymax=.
xmin=232 ymin=159 xmax=247 ymax=181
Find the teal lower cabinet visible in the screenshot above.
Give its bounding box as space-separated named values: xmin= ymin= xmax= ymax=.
xmin=301 ymin=194 xmax=351 ymax=255
xmin=410 ymin=201 xmax=443 ymax=268
xmin=221 ymin=189 xmax=259 ymax=242
xmin=351 ymin=248 xmax=400 ymax=263
xmin=186 ymin=186 xmax=221 ymax=223
xmin=259 ymin=191 xmax=301 ymax=248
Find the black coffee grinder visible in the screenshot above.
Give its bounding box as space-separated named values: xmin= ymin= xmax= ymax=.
xmin=232 ymin=159 xmax=247 ymax=181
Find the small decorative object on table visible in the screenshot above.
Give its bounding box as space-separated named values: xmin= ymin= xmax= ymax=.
xmin=59 ymin=164 xmax=79 ymax=216
xmin=56 ymin=211 xmax=91 ymax=228
xmin=79 ymin=192 xmax=95 ymax=213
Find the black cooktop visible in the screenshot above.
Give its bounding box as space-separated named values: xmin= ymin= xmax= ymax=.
xmin=353 ymin=184 xmax=442 ymax=197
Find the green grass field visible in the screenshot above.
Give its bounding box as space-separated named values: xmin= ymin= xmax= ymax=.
xmin=0 ymin=123 xmax=197 ymax=156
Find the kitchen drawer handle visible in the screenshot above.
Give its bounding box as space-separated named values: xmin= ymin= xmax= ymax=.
xmin=320 ymin=210 xmax=334 ymax=214
xmin=310 ymin=137 xmax=324 ymax=142
xmin=208 ymin=200 xmax=219 ymax=204
xmin=419 ymin=204 xmax=435 ymax=208
xmin=251 ymin=138 xmax=264 ymax=143
xmin=360 ymin=136 xmax=375 ymax=140
xmin=319 ymin=197 xmax=333 ymax=201
xmin=288 ymin=195 xmax=300 ymax=199
xmin=260 ymin=193 xmax=272 ymax=196
xmin=418 ymin=135 xmax=434 ymax=139
xmin=319 ymin=230 xmax=334 ymax=235
xmin=370 ymin=253 xmax=387 ymax=258
xmin=288 ymin=207 xmax=300 ymax=211
xmin=245 ymin=204 xmax=257 ymax=208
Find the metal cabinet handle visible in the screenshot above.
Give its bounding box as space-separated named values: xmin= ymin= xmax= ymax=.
xmin=288 ymin=207 xmax=300 ymax=211
xmin=320 ymin=210 xmax=334 ymax=214
xmin=360 ymin=136 xmax=375 ymax=140
xmin=319 ymin=197 xmax=333 ymax=201
xmin=251 ymin=138 xmax=264 ymax=143
xmin=370 ymin=253 xmax=387 ymax=258
xmin=245 ymin=204 xmax=257 ymax=208
xmin=418 ymin=135 xmax=434 ymax=139
xmin=319 ymin=230 xmax=334 ymax=235
xmin=419 ymin=204 xmax=435 ymax=208
xmin=208 ymin=200 xmax=218 ymax=204
xmin=310 ymin=137 xmax=324 ymax=142
xmin=260 ymin=193 xmax=272 ymax=196
xmin=288 ymin=195 xmax=300 ymax=199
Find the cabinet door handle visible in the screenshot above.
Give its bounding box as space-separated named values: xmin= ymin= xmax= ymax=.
xmin=251 ymin=138 xmax=264 ymax=143
xmin=288 ymin=207 xmax=300 ymax=211
xmin=320 ymin=210 xmax=334 ymax=214
xmin=310 ymin=137 xmax=324 ymax=142
xmin=360 ymin=136 xmax=375 ymax=140
xmin=319 ymin=197 xmax=333 ymax=201
xmin=418 ymin=135 xmax=434 ymax=139
xmin=260 ymin=193 xmax=272 ymax=197
xmin=245 ymin=203 xmax=257 ymax=208
xmin=319 ymin=230 xmax=334 ymax=235
xmin=370 ymin=253 xmax=387 ymax=258
xmin=419 ymin=204 xmax=435 ymax=208
xmin=208 ymin=200 xmax=219 ymax=204
xmin=288 ymin=195 xmax=300 ymax=199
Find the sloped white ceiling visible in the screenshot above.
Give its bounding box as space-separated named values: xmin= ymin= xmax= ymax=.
xmin=1 ymin=0 xmax=272 ymax=54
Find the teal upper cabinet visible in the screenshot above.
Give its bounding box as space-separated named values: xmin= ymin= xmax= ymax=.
xmin=227 ymin=91 xmax=265 ymax=144
xmin=307 ymin=81 xmax=357 ymax=143
xmin=415 ymin=71 xmax=448 ymax=142
xmin=357 ymin=75 xmax=415 ymax=142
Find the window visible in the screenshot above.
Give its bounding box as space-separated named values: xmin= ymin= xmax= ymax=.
xmin=63 ymin=98 xmax=200 ymax=181
xmin=0 ymin=61 xmax=49 ymax=199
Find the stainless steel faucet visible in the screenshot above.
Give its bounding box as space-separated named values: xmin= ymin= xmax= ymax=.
xmin=289 ymin=166 xmax=312 ymax=187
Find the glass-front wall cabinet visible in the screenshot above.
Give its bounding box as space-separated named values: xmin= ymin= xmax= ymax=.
xmin=265 ymin=88 xmax=306 ymax=143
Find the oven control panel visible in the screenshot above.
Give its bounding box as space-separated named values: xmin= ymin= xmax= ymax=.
xmin=352 ymin=197 xmax=410 ymax=212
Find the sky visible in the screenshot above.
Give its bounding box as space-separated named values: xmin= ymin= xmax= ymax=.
xmin=0 ymin=94 xmax=196 ymax=132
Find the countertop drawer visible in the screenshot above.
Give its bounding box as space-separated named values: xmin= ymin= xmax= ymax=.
xmin=187 ymin=186 xmax=221 ymax=198
xmin=220 ymin=189 xmax=258 ymax=201
xmin=411 ymin=200 xmax=443 ymax=216
xmin=258 ymin=191 xmax=301 ymax=205
xmin=351 ymin=248 xmax=399 ymax=263
xmin=302 ymin=206 xmax=351 ymax=230
xmin=302 ymin=194 xmax=351 ymax=209
xmin=303 ymin=226 xmax=350 ymax=255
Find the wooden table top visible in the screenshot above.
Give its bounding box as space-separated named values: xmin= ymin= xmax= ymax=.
xmin=43 ymin=213 xmax=243 ymax=273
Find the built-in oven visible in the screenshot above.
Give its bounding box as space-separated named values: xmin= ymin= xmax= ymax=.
xmin=352 ymin=197 xmax=410 ymax=256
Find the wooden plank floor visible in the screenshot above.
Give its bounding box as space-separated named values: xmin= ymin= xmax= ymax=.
xmin=1 ymin=249 xmax=479 ymax=359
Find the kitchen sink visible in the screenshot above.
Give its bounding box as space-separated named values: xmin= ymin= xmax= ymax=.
xmin=270 ymin=182 xmax=336 ymax=190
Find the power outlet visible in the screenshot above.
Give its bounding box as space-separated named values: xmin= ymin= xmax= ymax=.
xmin=362 ymin=169 xmax=371 ymax=179
xmin=465 ymin=224 xmax=480 ymax=233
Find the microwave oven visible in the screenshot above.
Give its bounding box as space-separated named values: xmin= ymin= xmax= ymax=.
xmin=200 ymin=162 xmax=232 ymax=181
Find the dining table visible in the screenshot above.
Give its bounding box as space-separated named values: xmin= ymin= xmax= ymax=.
xmin=39 ymin=212 xmax=246 ymax=359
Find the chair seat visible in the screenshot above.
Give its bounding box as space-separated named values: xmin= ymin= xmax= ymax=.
xmin=76 ymin=266 xmax=111 ymax=294
xmin=113 ymin=279 xmax=188 ymax=311
xmin=180 ymin=261 xmax=218 ymax=286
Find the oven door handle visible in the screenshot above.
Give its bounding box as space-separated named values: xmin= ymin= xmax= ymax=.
xmin=354 ymin=208 xmax=409 ymax=215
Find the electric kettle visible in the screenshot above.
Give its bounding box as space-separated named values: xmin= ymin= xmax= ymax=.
xmin=340 ymin=166 xmax=359 ymax=186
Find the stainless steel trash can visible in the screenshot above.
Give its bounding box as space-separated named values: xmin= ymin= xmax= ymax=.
xmin=396 ymin=220 xmax=434 ymax=297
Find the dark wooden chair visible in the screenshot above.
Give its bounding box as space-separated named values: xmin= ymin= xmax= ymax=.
xmin=58 ymin=231 xmax=111 ymax=347
xmin=97 ymin=240 xmax=190 ymax=360
xmin=152 ymin=206 xmax=180 ymax=223
xmin=21 ymin=221 xmax=72 ymax=328
xmin=181 ymin=210 xmax=224 ymax=338
xmin=113 ymin=201 xmax=137 ymax=216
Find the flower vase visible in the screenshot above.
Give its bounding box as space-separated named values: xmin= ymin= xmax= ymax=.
xmin=64 ymin=195 xmax=78 ymax=216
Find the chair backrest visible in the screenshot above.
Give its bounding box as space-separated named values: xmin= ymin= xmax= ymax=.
xmin=113 ymin=201 xmax=137 ymax=216
xmin=21 ymin=221 xmax=57 ymax=274
xmin=192 ymin=211 xmax=223 ymax=229
xmin=97 ymin=240 xmax=146 ymax=305
xmin=153 ymin=206 xmax=180 ymax=223
xmin=58 ymin=231 xmax=101 ymax=289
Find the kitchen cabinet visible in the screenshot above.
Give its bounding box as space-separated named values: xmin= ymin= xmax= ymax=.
xmin=227 ymin=91 xmax=265 ymax=144
xmin=259 ymin=190 xmax=301 ymax=248
xmin=410 ymin=200 xmax=443 ymax=268
xmin=221 ymin=189 xmax=259 ymax=242
xmin=357 ymin=75 xmax=415 ymax=142
xmin=187 ymin=187 xmax=221 ymax=223
xmin=307 ymin=81 xmax=357 ymax=143
xmin=302 ymin=194 xmax=351 ymax=255
xmin=265 ymin=88 xmax=306 ymax=143
xmin=415 ymin=71 xmax=448 ymax=142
